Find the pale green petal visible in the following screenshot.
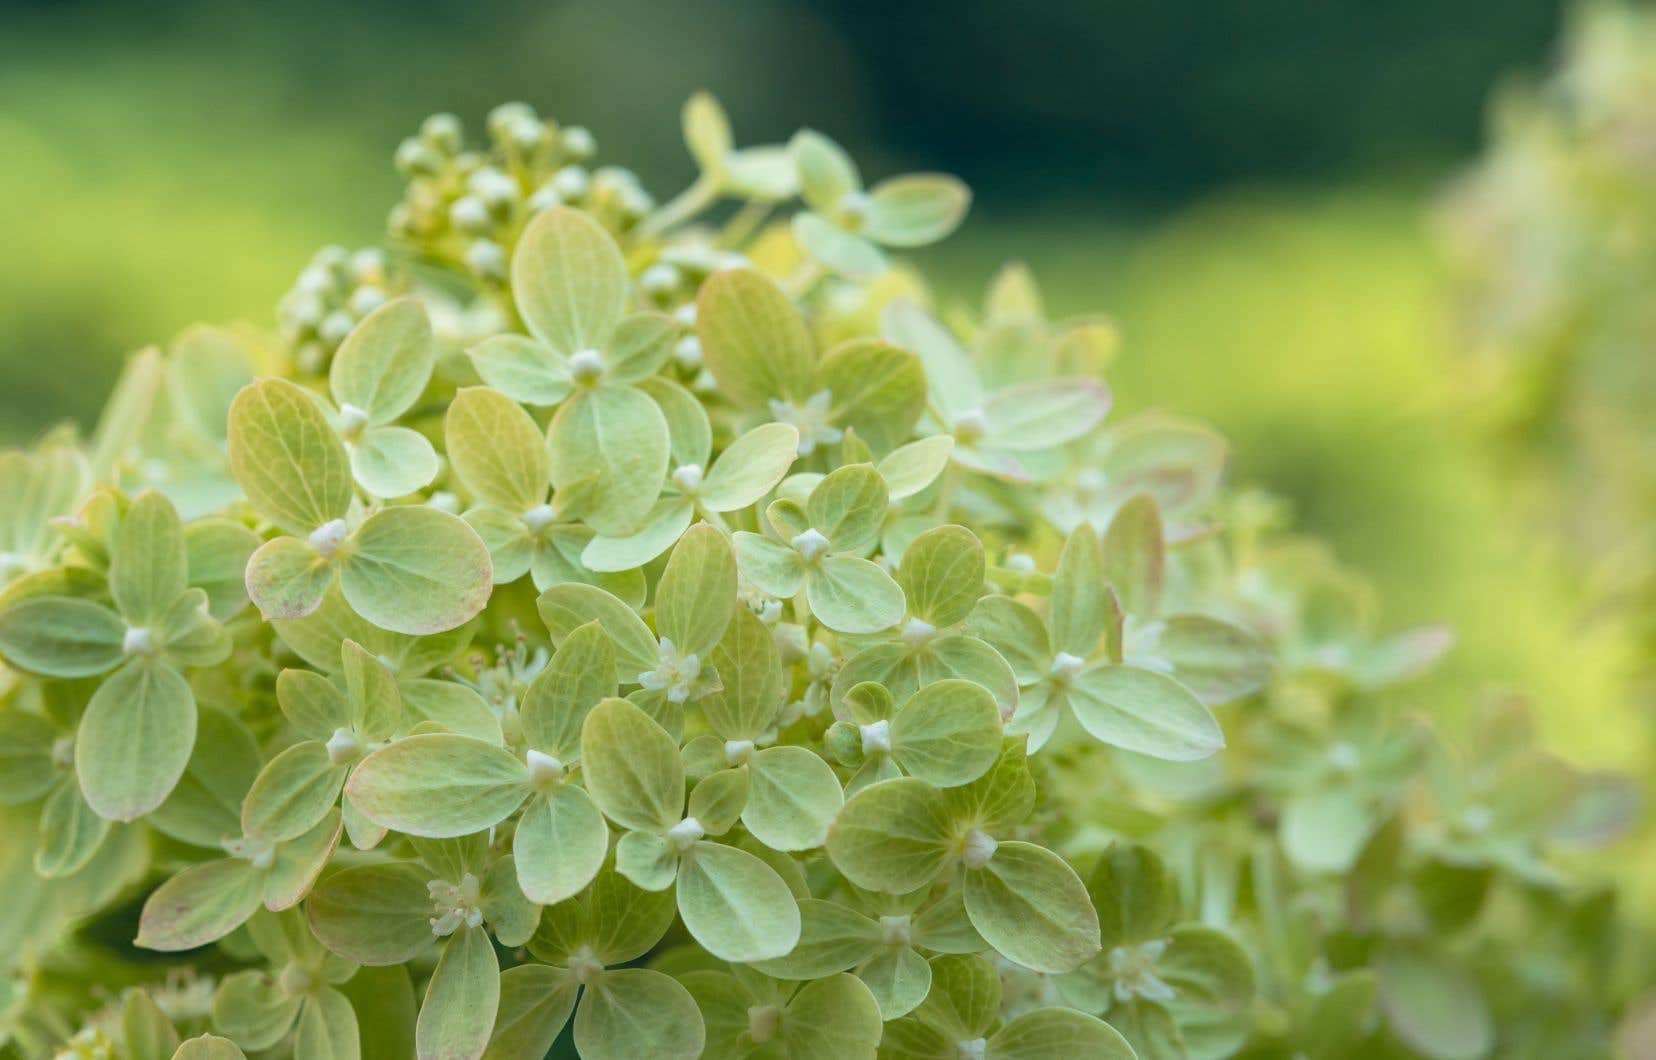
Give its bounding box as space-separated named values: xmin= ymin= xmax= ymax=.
xmin=580 ymin=697 xmax=684 ymax=835
xmin=917 ymin=953 xmax=1001 ymax=1040
xmin=791 ymin=129 xmax=862 ymax=210
xmin=826 ymin=777 xmax=955 ymax=893
xmin=877 ymin=435 xmax=954 ymax=501
xmin=654 ymin=523 xmax=736 ymax=656
xmin=241 ymin=740 xmax=347 ymax=843
xmin=0 ymin=709 xmax=58 ymax=804
xmin=445 ymin=387 xmax=551 ymax=513
xmin=245 ymin=536 xmax=334 ymax=622
xmin=122 ymin=985 xmax=185 ymax=1059
xmin=330 ymin=296 xmax=435 ymax=424
xmin=514 ymin=786 xmax=608 ymax=905
xmin=809 ymin=555 xmax=905 ymax=634
xmin=346 ymin=734 xmax=527 ymax=838
xmin=483 ymin=965 xmax=577 ymax=1060
xmin=891 ymin=679 xmax=1002 ymax=788
xmin=857 ymin=945 xmax=932 ymax=1020
xmin=35 ymin=779 xmax=111 ymax=878
xmin=638 ymin=376 xmax=712 ymax=466
xmin=338 ymin=506 xmax=492 ymax=636
xmin=879 ymin=301 xmax=983 ymax=424
xmin=694 ymin=268 xmax=815 ymax=408
xmin=818 ymin=340 xmax=926 ymax=453
xmin=572 ymin=968 xmax=704 ymax=1060
xmin=1377 ymin=947 xmax=1493 ymax=1060
xmin=607 ymin=312 xmax=677 ymax=384
xmin=77 ymin=660 xmax=196 ymax=821
xmin=520 ymin=619 xmax=616 ymax=758
xmin=150 ymin=705 xmax=262 ymax=848
xmin=731 ymin=531 xmax=803 ymax=599
xmin=743 ymin=745 xmax=843 ymax=850
xmin=794 ymin=213 xmax=888 ymax=277
xmin=547 ymin=386 xmax=670 ymax=537
xmin=987 ymin=1009 xmax=1136 ymax=1060
xmin=1157 ymin=614 xmax=1271 ymax=705
xmin=351 ymin=426 xmax=439 ymax=498
xmin=808 ymin=462 xmax=892 ymax=552
xmin=1067 ymin=665 xmax=1223 ymax=761
xmin=782 ymin=972 xmax=884 ymax=1060
xmin=185 ymin=518 xmax=261 ymax=620
xmin=212 ymin=969 xmax=303 ymax=1051
xmin=698 ymin=422 xmax=799 ymax=512
xmin=306 ymin=862 xmax=435 ymax=966
xmin=536 ymin=582 xmax=658 ymax=677
xmin=466 ymin=334 xmax=571 ymax=406
xmin=416 ymin=924 xmax=499 ymax=1060
xmin=111 ymin=491 xmax=187 ymax=625
xmin=136 ymin=858 xmax=265 ymax=951
xmin=962 ymin=840 xmax=1100 ymax=974
xmin=676 ymin=840 xmax=801 ymax=962
xmin=581 ymin=498 xmax=694 ymax=573
xmin=172 ymin=1035 xmax=249 ymax=1060
xmin=866 ymin=174 xmax=971 ymax=247
xmin=294 ymin=987 xmax=362 ymax=1060
xmin=263 ymin=809 xmax=344 ymax=910
xmin=463 ymin=508 xmax=534 ymax=585
xmin=1280 ymin=789 xmax=1374 ymax=875
xmin=1050 ymin=523 xmax=1107 ymax=658
xmin=342 ymin=638 xmax=402 ymax=741
xmin=899 ymin=525 xmax=985 ymax=628
xmin=228 ymin=378 xmax=353 ymax=536
xmin=750 ymin=899 xmax=880 ymax=979
xmin=1102 ymin=493 xmax=1165 ymax=619
xmin=511 ymin=206 xmax=627 ymax=355
xmin=982 ymin=378 xmax=1110 ymax=452
xmin=0 ymin=595 xmax=126 ymax=678
xmin=701 ymin=606 xmax=784 ymax=740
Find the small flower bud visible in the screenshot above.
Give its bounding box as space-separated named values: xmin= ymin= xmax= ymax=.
xmin=309 ymin=518 xmax=350 ymax=559
xmin=551 ymin=166 xmax=590 ymax=201
xmin=466 ymin=239 xmax=508 ymax=281
xmin=420 ymin=113 xmax=463 ymax=154
xmin=123 ymin=626 xmax=156 ymax=656
xmin=667 ymin=816 xmax=706 ymax=851
xmin=568 ymin=348 xmax=606 ymax=384
xmin=961 ymin=828 xmax=999 ymax=869
xmin=791 ymin=528 xmax=831 ymax=562
xmin=449 ymin=196 xmax=491 ymax=234
xmin=560 ymin=125 xmax=596 ymax=160
xmin=671 ymin=464 xmax=704 ymax=494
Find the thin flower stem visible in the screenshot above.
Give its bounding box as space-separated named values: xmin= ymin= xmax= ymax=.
xmin=638 ymin=174 xmax=719 ymax=237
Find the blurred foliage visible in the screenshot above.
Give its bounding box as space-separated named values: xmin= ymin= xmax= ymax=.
xmin=1440 ymin=1 xmax=1655 ymax=716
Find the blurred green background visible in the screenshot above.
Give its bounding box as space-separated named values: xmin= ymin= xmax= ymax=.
xmin=0 ymin=0 xmax=1642 ymax=765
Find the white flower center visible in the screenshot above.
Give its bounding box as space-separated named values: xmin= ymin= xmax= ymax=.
xmin=953 ymin=409 xmax=987 ymax=443
xmin=768 ymin=390 xmax=841 ymax=456
xmin=326 ymin=727 xmax=361 ymax=766
xmin=879 ymin=914 xmax=912 ymax=946
xmin=671 ymin=463 xmax=704 ymax=494
xmin=1005 ymin=552 xmax=1037 ymax=573
xmin=567 ymin=945 xmax=604 ymax=985
xmin=522 ymin=503 xmax=557 ymax=534
xmin=1108 ymin=939 xmax=1176 ymax=1003
xmin=428 ymin=873 xmax=484 ymax=937
xmin=667 ymin=816 xmax=706 ymax=851
xmin=724 ymin=739 xmax=756 ymax=766
xmin=309 ymin=518 xmax=350 ymax=559
xmin=568 ymin=348 xmax=606 ymax=384
xmin=836 ymin=191 xmax=871 ymax=230
xmin=223 ymin=834 xmax=276 ymax=871
xmin=747 ymin=1003 xmax=782 ymax=1044
xmin=637 ymin=637 xmax=703 ymax=704
xmin=961 ymin=828 xmax=999 ymax=869
xmin=526 ymin=749 xmax=565 ymax=789
xmin=791 ymin=528 xmax=831 ymax=563
xmin=1049 ymin=651 xmax=1086 ymax=684
xmin=859 ymin=719 xmax=892 ymax=755
xmin=123 ymin=625 xmax=156 ymax=656
xmin=958 ymin=1040 xmax=988 ymax=1060
xmin=1461 ymin=803 xmax=1494 ymax=835
xmin=337 ymin=403 xmax=370 ymax=438
xmin=1326 ymin=741 xmax=1361 ymax=774
xmin=901 ymin=617 xmax=938 ymax=647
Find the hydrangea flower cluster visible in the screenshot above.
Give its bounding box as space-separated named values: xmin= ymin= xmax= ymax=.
xmin=0 ymin=94 xmax=1649 ymax=1060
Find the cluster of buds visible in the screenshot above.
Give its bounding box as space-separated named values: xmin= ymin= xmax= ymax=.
xmin=276 ymin=245 xmax=403 ymax=375
xmin=388 ymin=103 xmax=654 ymax=284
